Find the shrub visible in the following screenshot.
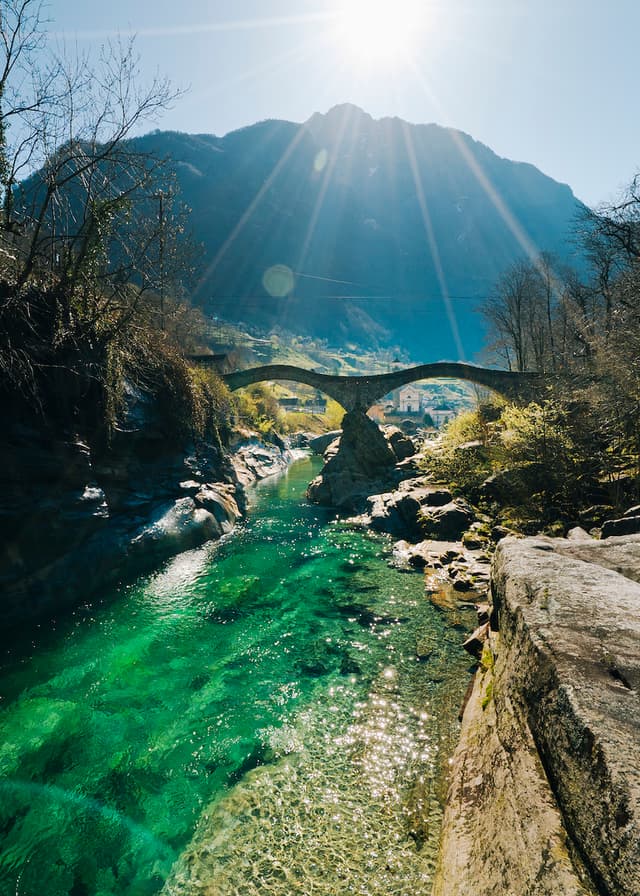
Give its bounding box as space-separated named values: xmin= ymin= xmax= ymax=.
xmin=422 ymin=396 xmax=601 ymax=512
xmin=232 ymin=385 xmax=285 ymax=435
xmin=421 ymin=406 xmax=499 ymax=494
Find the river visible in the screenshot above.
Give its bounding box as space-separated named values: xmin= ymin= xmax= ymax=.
xmin=0 ymin=455 xmax=475 ymax=896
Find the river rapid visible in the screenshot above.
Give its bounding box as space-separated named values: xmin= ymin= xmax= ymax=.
xmin=0 ymin=455 xmax=474 ymax=896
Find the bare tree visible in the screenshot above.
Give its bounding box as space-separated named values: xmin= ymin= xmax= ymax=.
xmin=0 ymin=0 xmax=194 ymax=426
xmin=482 ymin=254 xmax=574 ymax=373
xmin=588 ymin=174 xmax=640 ymax=264
xmin=574 ymin=204 xmax=629 ymax=334
xmin=1 ymin=0 xmax=184 ymax=282
xmin=482 ymin=259 xmax=538 ymax=371
xmin=0 ymin=0 xmax=64 ymax=235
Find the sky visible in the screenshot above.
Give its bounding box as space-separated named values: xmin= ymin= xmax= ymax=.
xmin=41 ymin=0 xmax=640 ymax=207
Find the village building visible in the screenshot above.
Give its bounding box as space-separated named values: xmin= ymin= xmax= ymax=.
xmin=278 ymin=397 xmax=301 ymax=411
xmin=277 ymin=392 xmax=327 ymax=414
xmin=304 ymin=394 xmax=328 ymax=414
xmin=398 ymin=385 xmax=422 ymax=413
xmin=423 ymin=405 xmax=451 ymax=428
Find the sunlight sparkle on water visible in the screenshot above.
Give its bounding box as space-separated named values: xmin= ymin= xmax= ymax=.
xmin=0 ymin=457 xmax=475 ymax=896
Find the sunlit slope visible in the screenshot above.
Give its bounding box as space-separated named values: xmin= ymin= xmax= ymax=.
xmin=132 ymin=105 xmax=584 ymax=360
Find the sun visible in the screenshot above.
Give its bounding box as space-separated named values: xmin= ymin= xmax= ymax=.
xmin=336 ymin=0 xmax=425 ymax=64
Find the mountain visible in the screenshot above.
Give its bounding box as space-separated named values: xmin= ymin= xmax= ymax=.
xmin=132 ymin=105 xmax=585 ymax=360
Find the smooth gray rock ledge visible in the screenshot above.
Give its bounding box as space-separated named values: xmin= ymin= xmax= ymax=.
xmin=433 ymin=534 xmax=640 ymax=896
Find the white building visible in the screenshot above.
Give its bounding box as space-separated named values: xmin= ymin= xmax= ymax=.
xmin=423 ymin=405 xmax=452 ymax=428
xmin=398 ymin=385 xmax=422 ymax=413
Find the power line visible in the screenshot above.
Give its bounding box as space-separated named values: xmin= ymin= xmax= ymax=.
xmin=207 ymin=293 xmax=488 ymax=303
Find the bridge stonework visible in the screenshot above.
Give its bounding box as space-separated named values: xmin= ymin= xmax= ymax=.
xmin=217 ymin=362 xmax=541 ymax=412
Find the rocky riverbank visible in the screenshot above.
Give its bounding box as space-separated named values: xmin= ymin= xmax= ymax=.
xmin=306 ymin=413 xmax=494 ymax=603
xmin=0 ymin=400 xmax=293 ymax=631
xmin=307 ymin=415 xmax=640 ymax=895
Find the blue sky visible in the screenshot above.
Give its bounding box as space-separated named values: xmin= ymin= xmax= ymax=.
xmin=45 ymin=0 xmax=640 ymax=207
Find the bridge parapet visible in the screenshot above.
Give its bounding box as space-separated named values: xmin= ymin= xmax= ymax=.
xmin=217 ymin=362 xmax=541 ymax=412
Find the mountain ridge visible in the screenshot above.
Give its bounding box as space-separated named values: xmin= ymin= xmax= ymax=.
xmin=166 ymin=104 xmax=577 ymax=199
xmin=129 ymin=106 xmax=586 ymax=359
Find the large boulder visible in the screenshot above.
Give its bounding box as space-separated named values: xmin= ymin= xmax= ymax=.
xmin=435 ymin=534 xmax=640 ymax=896
xmin=307 ymin=411 xmax=398 ymax=509
xmin=131 ymin=497 xmax=224 ymax=555
xmin=553 ymin=531 xmax=640 ymax=583
xmin=383 ymin=426 xmax=416 ymax=461
xmin=194 ymin=484 xmax=241 ymax=534
xmin=231 ymin=440 xmax=292 ymax=486
xmin=365 ymin=484 xmax=453 ymax=540
xmin=419 ymin=500 xmax=475 ymax=540
xmin=308 ymin=430 xmax=342 ymax=455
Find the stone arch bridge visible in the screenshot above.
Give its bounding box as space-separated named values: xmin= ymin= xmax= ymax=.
xmin=191 ymin=361 xmax=541 ymax=413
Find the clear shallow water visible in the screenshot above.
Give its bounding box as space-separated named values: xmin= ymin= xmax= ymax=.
xmin=0 ymin=456 xmax=474 ymax=896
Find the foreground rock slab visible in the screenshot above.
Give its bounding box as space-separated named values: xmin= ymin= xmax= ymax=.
xmin=434 ymin=535 xmax=640 ymax=896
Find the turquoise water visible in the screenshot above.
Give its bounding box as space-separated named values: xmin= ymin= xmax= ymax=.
xmin=0 ymin=456 xmax=474 ymax=896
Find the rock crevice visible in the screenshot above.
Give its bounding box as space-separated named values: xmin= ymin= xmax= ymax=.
xmin=434 ymin=535 xmax=640 ymax=896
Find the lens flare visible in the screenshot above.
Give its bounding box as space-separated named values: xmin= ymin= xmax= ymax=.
xmin=263 ymin=264 xmax=295 ymax=297
xmin=314 ymin=148 xmax=329 ymax=173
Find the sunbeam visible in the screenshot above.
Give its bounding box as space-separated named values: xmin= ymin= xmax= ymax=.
xmin=296 ymin=103 xmax=355 ymax=275
xmin=49 ymin=12 xmax=340 ymax=42
xmin=407 ymin=59 xmax=568 ymax=299
xmin=191 ymin=31 xmax=349 ymax=303
xmin=192 ymin=125 xmax=308 ymax=299
xmin=400 ymin=121 xmax=465 ymax=360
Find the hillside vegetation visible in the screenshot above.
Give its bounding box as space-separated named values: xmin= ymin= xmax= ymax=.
xmin=0 ymin=3 xmax=241 ymax=450
xmin=425 ymin=185 xmax=640 ymax=527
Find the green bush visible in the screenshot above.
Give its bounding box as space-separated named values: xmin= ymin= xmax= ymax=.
xmin=102 ymin=325 xmax=236 ymax=446
xmin=422 ymin=397 xmax=602 ymax=513
xmin=232 ymin=385 xmax=285 ymax=435
xmin=421 ymin=406 xmax=499 ymax=493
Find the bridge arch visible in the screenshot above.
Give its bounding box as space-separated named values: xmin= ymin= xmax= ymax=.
xmin=221 ymin=364 xmax=351 ymax=410
xmin=219 ymin=362 xmax=540 ymax=413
